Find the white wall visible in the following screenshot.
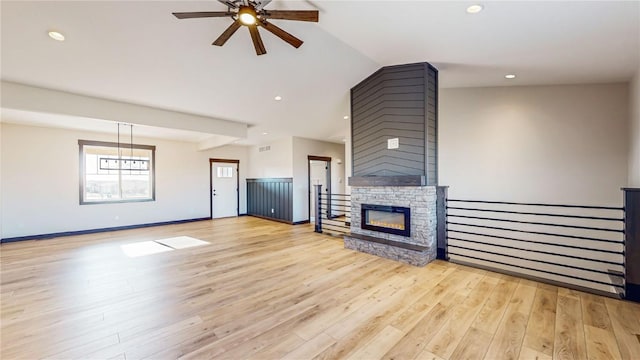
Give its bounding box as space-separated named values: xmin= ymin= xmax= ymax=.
xmin=291 ymin=137 xmax=345 ymax=222
xmin=1 ymin=123 xmax=249 ymax=239
xmin=439 ymin=83 xmax=629 ymax=206
xmin=629 ymin=68 xmax=640 ymax=187
xmin=246 ymin=137 xmax=293 ymax=178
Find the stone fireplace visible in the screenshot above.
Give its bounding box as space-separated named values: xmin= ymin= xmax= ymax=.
xmin=345 ymin=184 xmax=437 ymax=266
xmin=345 ymin=62 xmax=439 ymax=266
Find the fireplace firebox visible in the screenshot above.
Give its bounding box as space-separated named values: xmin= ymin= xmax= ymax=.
xmin=361 ymin=204 xmax=411 ymax=237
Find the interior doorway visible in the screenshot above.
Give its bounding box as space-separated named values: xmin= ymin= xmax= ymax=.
xmin=210 ymin=158 xmax=239 ymax=219
xmin=308 ymin=155 xmax=331 ymax=222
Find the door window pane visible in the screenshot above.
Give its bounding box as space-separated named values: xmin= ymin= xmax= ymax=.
xmin=217 ymin=166 xmax=233 ymax=178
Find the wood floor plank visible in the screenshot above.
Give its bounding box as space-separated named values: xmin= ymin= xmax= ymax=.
xmin=1 ymin=217 xmax=637 ymax=360
xmin=522 ymin=287 xmax=557 ymax=357
xmin=471 ymin=277 xmax=520 ymax=335
xmin=483 ymin=280 xmax=537 ymax=360
xmin=449 ymin=326 xmax=493 ymax=360
xmin=604 ymin=297 xmax=640 ymax=360
xmin=583 ymin=325 xmax=623 ymax=360
xmin=554 ymin=294 xmax=588 ymax=360
xmin=424 ymin=275 xmax=499 ymax=358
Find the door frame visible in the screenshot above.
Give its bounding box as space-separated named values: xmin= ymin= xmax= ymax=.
xmin=209 ymin=158 xmax=240 ymax=219
xmin=307 ymin=155 xmax=331 ymax=221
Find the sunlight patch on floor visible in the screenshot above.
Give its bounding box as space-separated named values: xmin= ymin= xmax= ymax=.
xmin=155 ymin=236 xmax=209 ymax=249
xmin=121 ymin=241 xmax=173 ymax=258
xmin=120 ymin=236 xmax=209 ymax=257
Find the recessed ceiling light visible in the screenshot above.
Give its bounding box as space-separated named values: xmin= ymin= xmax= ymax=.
xmin=343 ymin=115 xmax=349 ymax=120
xmin=466 ymin=4 xmax=484 ymax=14
xmin=262 ymin=132 xmax=268 ymax=135
xmin=505 ymin=74 xmax=516 ymax=79
xmin=48 ymin=31 xmax=65 ymax=41
xmin=274 ymin=96 xmax=282 ymax=101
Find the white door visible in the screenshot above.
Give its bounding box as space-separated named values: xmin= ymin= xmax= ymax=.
xmin=309 ymin=160 xmax=329 ymax=222
xmin=212 ymin=162 xmax=238 ymax=218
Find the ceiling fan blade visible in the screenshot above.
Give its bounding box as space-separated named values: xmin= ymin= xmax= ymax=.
xmin=262 ymin=10 xmax=319 ymax=22
xmin=255 ymin=0 xmax=272 ymax=10
xmin=217 ymin=0 xmax=239 ymax=8
xmin=213 ymin=20 xmax=242 ymax=46
xmin=248 ymin=26 xmax=267 ymax=55
xmin=258 ymin=20 xmax=303 ymax=48
xmin=173 ymin=11 xmax=232 ymax=19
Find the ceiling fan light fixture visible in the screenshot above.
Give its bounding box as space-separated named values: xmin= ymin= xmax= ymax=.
xmin=48 ymin=31 xmax=65 ymax=41
xmin=466 ymin=4 xmax=484 ymax=14
xmin=238 ymin=6 xmax=257 ymax=25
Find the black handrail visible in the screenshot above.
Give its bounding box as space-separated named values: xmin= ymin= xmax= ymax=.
xmin=447 ymin=214 xmax=623 ymax=233
xmin=447 ymin=206 xmax=624 ymax=222
xmin=449 ymin=244 xmax=620 ymax=277
xmin=448 ymin=199 xmax=623 ymax=211
xmin=447 ymin=229 xmax=623 ymax=255
xmin=448 ymin=236 xmax=623 ymax=266
xmin=447 ymin=221 xmax=624 ymax=244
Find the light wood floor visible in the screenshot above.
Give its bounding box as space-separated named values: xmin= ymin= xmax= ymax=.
xmin=1 ymin=217 xmax=639 ymax=360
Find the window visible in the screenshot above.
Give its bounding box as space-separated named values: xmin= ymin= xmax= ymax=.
xmin=216 ymin=166 xmax=234 ymax=178
xmin=79 ymin=140 xmax=155 ymax=204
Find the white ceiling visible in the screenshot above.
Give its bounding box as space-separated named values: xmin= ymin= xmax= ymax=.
xmin=1 ymin=1 xmax=638 ymax=145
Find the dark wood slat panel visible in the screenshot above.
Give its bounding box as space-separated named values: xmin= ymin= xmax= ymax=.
xmin=352 ymin=108 xmax=425 ymax=126
xmin=246 ymin=178 xmax=293 ymax=222
xmin=352 ymin=67 xmax=424 ymax=96
xmin=353 ymin=86 xmax=426 ymax=107
xmin=352 ymin=68 xmax=425 ymax=102
xmin=355 ymin=157 xmax=425 ymax=172
xmin=354 ymin=162 xmax=424 ymax=176
xmin=353 ymin=102 xmax=425 ymax=122
xmin=354 ymin=152 xmax=425 ymax=171
xmin=351 ymin=62 xmax=437 ymax=180
xmin=354 ymin=147 xmax=425 ymax=164
xmin=354 ymin=129 xmax=425 ymax=144
xmin=353 ymin=116 xmax=425 ymax=136
xmin=353 ymin=78 xmax=425 ymax=102
xmin=353 ymin=85 xmax=426 ymax=105
xmin=353 ymin=114 xmax=425 ymax=136
xmin=353 ymin=89 xmax=425 ymax=111
xmin=352 ymin=121 xmax=425 ymax=142
xmin=354 ymin=143 xmax=424 ymax=158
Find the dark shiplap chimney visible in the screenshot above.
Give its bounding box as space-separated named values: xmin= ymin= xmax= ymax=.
xmin=350 ymin=62 xmax=438 ymax=186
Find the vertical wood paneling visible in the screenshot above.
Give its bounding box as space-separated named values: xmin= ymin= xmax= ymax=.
xmin=246 ymin=178 xmax=293 ymax=223
xmin=351 ymin=62 xmax=438 ymax=183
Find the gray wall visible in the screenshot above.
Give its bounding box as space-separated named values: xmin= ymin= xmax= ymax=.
xmin=351 ymin=62 xmax=438 ymax=185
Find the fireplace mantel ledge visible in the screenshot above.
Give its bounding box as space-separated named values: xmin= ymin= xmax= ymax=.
xmin=348 ymin=175 xmax=427 ymax=187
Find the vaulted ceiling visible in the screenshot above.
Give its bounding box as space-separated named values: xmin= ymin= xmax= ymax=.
xmin=1 ymin=1 xmax=638 ymax=145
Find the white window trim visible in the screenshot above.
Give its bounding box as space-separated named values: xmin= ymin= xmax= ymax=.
xmin=78 ymin=139 xmax=156 ymax=205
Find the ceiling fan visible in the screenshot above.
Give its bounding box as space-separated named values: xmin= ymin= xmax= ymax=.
xmin=173 ymin=0 xmax=319 ymax=56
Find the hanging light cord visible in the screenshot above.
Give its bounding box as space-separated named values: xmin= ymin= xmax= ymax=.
xmin=130 ymin=124 xmax=134 ymax=168
xmin=117 ymin=123 xmax=121 ymax=168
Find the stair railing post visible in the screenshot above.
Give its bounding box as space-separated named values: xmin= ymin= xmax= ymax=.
xmin=436 ymin=186 xmax=449 ymax=260
xmin=314 ymin=184 xmax=322 ymax=233
xmin=623 ymin=187 xmax=640 ymax=302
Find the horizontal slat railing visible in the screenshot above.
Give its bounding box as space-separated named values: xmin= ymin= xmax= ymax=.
xmin=445 ymin=199 xmax=625 ymax=298
xmin=315 ymin=185 xmax=351 ymax=236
